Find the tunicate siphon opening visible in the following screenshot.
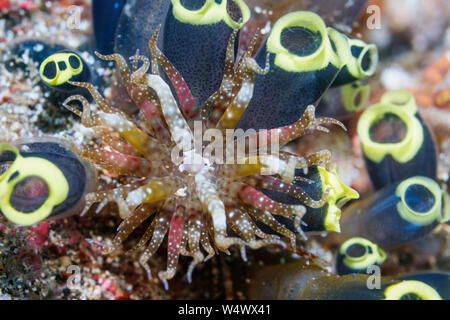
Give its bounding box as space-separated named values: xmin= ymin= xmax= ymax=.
xmin=354 ymin=91 xmax=362 ymax=107
xmin=68 ymin=54 xmax=81 ymax=69
xmin=399 ymin=293 xmax=423 ymax=300
xmin=347 ymin=243 xmax=366 ymax=258
xmin=180 ymin=0 xmax=207 ymax=10
xmin=42 ymin=60 xmax=57 ymax=80
xmin=404 ymin=184 xmax=435 ymax=214
xmin=369 ymin=113 xmax=407 ymax=144
xmin=281 ymin=26 xmax=322 ymax=57
xmin=10 ymin=176 xmax=49 ymax=213
xmin=227 ymin=0 xmax=243 ymax=23
xmin=361 ymin=49 xmax=372 ymax=72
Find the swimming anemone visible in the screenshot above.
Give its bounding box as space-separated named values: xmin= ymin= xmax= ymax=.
xmin=60 ymin=3 xmax=375 ymax=287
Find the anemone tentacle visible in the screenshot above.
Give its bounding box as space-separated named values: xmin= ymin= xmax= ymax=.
xmin=64 ymin=14 xmax=354 ymax=287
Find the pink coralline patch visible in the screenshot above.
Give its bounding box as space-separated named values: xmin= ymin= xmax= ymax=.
xmin=100 ymin=278 xmax=117 ymax=293
xmin=67 ymin=230 xmax=81 ymax=246
xmin=27 ymin=221 xmax=50 ymax=251
xmin=12 ymin=25 xmax=32 ymax=33
xmin=82 ymin=238 xmax=104 ymax=256
xmin=100 ymin=277 xmax=130 ymax=300
xmin=0 ymin=0 xmax=10 ymax=11
xmin=18 ymin=0 xmax=37 ymax=11
xmin=0 ymin=0 xmax=38 ymax=12
xmin=114 ymin=293 xmax=130 ymax=300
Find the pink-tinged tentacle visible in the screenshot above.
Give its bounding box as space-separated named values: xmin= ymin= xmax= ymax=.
xmin=149 ymin=27 xmax=199 ymax=120
xmin=64 ymin=91 xmax=162 ymax=161
xmin=238 ymin=105 xmax=347 ymax=148
xmin=97 ymin=52 xmax=160 ymax=135
xmin=134 ymin=74 xmax=194 ymax=151
xmin=127 ymin=54 xmax=168 ymax=124
xmin=94 ymin=51 xmax=170 ymax=138
xmin=119 ymin=53 xmax=169 ymax=137
xmin=129 ymin=54 xmax=194 ymax=150
xmin=77 ymin=145 xmax=150 ymax=177
xmin=87 ymin=147 xmax=152 ymax=177
xmin=274 ymin=105 xmax=346 ymax=144
xmin=98 ymin=113 xmax=161 ymax=160
xmin=158 ymin=206 xmax=186 ymax=289
xmin=136 ymin=97 xmax=171 ymax=140
xmin=239 ymin=186 xmax=306 ymax=219
xmin=136 ymin=94 xmax=158 ymax=120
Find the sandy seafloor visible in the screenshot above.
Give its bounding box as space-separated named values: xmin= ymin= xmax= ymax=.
xmin=0 ymin=0 xmax=448 ymax=299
